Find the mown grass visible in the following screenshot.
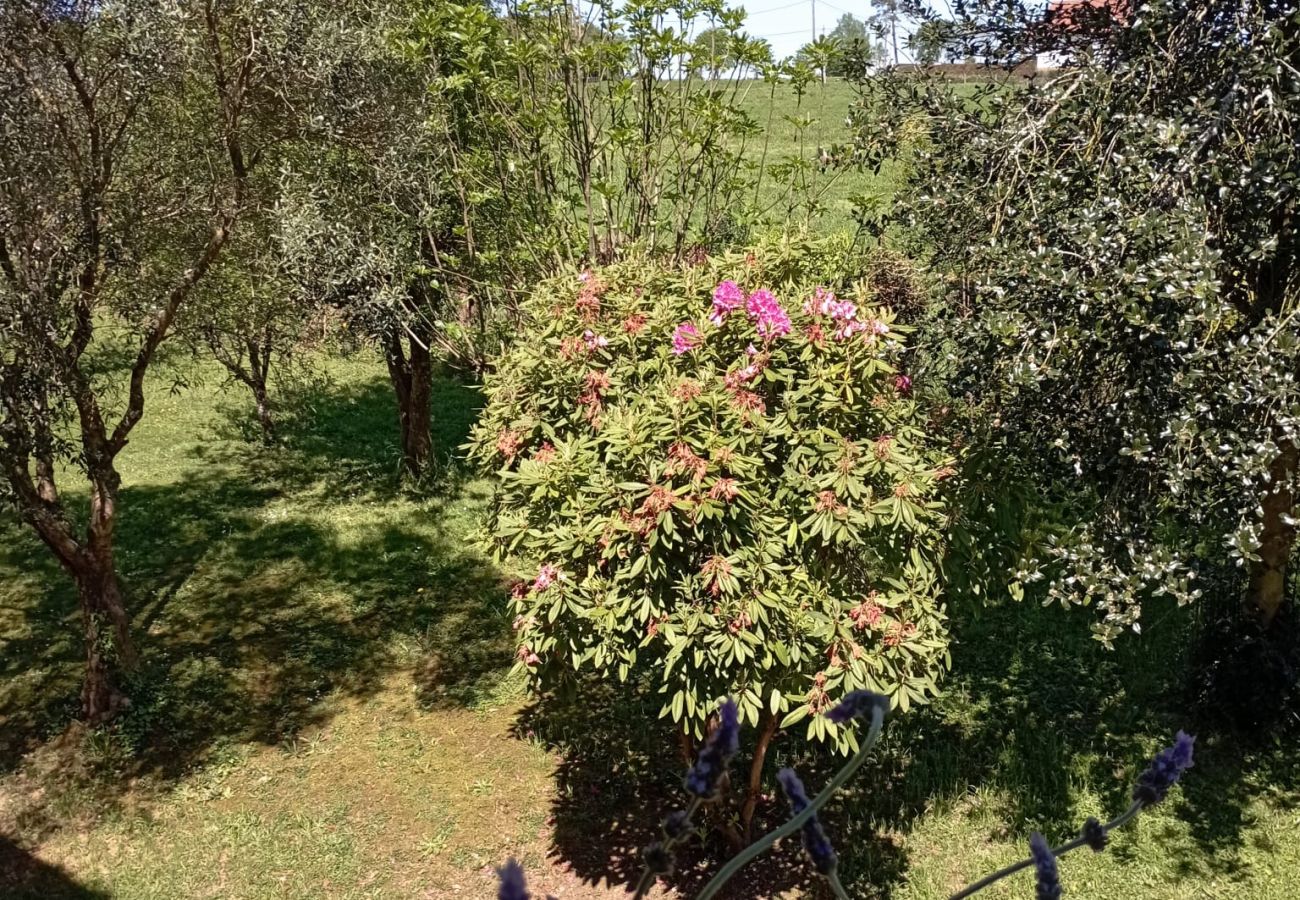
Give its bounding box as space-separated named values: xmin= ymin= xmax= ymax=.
xmin=3 ymin=344 xmax=1297 ymax=899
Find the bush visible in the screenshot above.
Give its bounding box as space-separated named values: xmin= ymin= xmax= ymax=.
xmin=470 ymin=236 xmax=956 ymax=753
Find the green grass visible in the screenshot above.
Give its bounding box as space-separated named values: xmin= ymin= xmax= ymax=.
xmin=3 ymin=345 xmax=1297 ymax=899
xmin=2 ymin=78 xmax=1298 ymax=897
xmin=732 ymin=77 xmax=891 ymax=236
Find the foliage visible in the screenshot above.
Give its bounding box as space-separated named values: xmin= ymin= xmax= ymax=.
xmin=470 ymin=237 xmax=957 ymax=749
xmin=502 ymin=0 xmax=776 ymax=259
xmin=0 ymin=0 xmax=322 ymax=719
xmin=851 ymin=0 xmax=1300 ymax=643
xmin=825 ymin=13 xmax=885 ymax=76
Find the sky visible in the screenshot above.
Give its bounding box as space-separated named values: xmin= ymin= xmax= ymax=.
xmin=741 ymin=0 xmax=894 ymax=61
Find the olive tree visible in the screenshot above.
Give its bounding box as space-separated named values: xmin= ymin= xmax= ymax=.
xmin=851 ymin=0 xmax=1300 ymax=646
xmin=0 ymin=0 xmax=313 ymax=721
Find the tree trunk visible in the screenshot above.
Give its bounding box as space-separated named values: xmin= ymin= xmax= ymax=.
xmin=1246 ymin=439 xmax=1298 ymax=627
xmin=384 ymin=329 xmax=433 ymax=478
xmin=739 ymin=709 xmax=779 ymax=840
xmin=19 ymin=467 xmax=137 ymax=723
xmin=252 ymin=380 xmax=275 ymax=442
xmin=74 ymin=558 xmax=133 ymax=724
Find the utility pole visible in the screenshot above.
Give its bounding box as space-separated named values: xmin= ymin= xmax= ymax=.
xmin=811 ymin=0 xmax=816 ymax=42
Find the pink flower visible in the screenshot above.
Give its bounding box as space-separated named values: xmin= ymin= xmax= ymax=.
xmin=582 ymin=329 xmax=608 ymax=350
xmin=709 ymin=280 xmax=746 ymax=325
xmin=829 ymin=299 xmax=858 ymax=321
xmin=534 ymin=563 xmax=561 ymax=592
xmin=834 ymin=319 xmax=868 ymax=340
xmin=862 ymin=318 xmax=891 ymax=342
xmin=746 ymin=289 xmax=791 ymax=340
xmin=895 ymin=374 xmax=912 ymax=393
xmin=746 ymin=343 xmax=758 ymax=357
xmin=672 ymin=321 xmax=701 ymax=355
xmin=578 ymin=270 xmax=592 ymax=283
xmin=804 ymin=287 xmax=837 ymax=316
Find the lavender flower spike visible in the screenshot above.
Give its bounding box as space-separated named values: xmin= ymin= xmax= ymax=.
xmin=825 ymin=689 xmax=890 ymax=724
xmin=1028 ymin=832 xmax=1061 ymax=900
xmin=1133 ymin=730 xmax=1195 ymax=806
xmin=777 ymin=768 xmax=838 ymax=876
xmin=497 ymin=859 xmax=530 ymax=900
xmin=685 ymin=697 xmax=740 ymax=798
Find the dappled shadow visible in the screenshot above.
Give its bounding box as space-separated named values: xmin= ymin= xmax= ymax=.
xmin=514 ymin=681 xmax=842 ymax=898
xmin=209 ymin=360 xmax=484 ymax=503
xmin=518 ymin=595 xmax=1300 ymax=897
xmin=0 ymin=368 xmax=511 ymax=843
xmin=0 ymin=834 xmax=110 ymax=899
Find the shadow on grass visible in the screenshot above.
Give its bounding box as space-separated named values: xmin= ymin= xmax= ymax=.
xmin=0 ymin=835 xmax=109 ymax=899
xmin=520 ymin=596 xmax=1300 ymax=898
xmin=209 ymin=358 xmax=484 ymax=502
xmin=0 ymin=370 xmax=510 ymax=850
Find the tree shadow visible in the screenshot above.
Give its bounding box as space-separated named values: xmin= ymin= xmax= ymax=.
xmin=0 ymin=369 xmax=510 ymax=844
xmin=0 ymin=834 xmax=110 ymax=899
xmin=518 ymin=595 xmax=1300 ymax=897
xmin=513 ymin=681 xmax=845 ymax=898
xmin=209 ymin=361 xmax=484 ymax=503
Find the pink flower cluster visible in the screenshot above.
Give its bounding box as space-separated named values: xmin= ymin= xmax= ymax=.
xmin=709 ymin=280 xmax=746 ymax=325
xmin=582 ymin=329 xmax=608 ymax=350
xmin=533 ymin=563 xmax=561 ymax=592
xmin=803 ymin=286 xmax=890 ymax=341
xmin=745 ymin=289 xmax=791 ymax=339
xmin=706 ymin=281 xmax=791 ymax=341
xmin=672 ymin=321 xmax=701 ymax=355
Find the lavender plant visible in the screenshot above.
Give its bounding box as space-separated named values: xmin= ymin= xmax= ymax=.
xmin=497 ymin=701 xmax=1195 ymax=899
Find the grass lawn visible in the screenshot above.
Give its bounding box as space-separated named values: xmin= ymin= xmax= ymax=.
xmin=732 ymin=77 xmax=891 ymax=236
xmin=2 ymin=347 xmax=1298 ymax=899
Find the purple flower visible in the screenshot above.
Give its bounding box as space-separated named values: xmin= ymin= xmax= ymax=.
xmin=497 ymin=859 xmax=530 ymax=900
xmin=672 ymin=321 xmax=701 ymax=355
xmin=1029 ymin=832 xmax=1061 ymax=900
xmin=825 ymin=690 xmax=890 ymax=724
xmin=777 ymin=768 xmax=837 ymax=875
xmin=684 ymin=698 xmax=740 ymax=798
xmin=1081 ymin=816 xmax=1107 ymax=852
xmin=663 ymin=809 xmax=692 ymax=840
xmin=1133 ymin=730 xmax=1195 ymax=806
xmin=894 ymin=374 xmax=912 ymax=393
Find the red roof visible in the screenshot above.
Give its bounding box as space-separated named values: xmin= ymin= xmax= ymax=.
xmin=1044 ymin=0 xmax=1131 ymax=32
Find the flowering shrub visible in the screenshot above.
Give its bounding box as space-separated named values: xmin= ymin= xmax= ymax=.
xmin=470 ymin=236 xmax=956 ymax=753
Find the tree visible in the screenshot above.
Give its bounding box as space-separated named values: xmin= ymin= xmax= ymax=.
xmin=869 ymin=0 xmax=902 ymax=65
xmin=280 ymin=1 xmax=551 ymax=478
xmin=906 ymin=17 xmax=956 ymax=64
xmin=853 ymin=1 xmax=1300 ymax=652
xmin=826 ymin=13 xmax=885 ymax=76
xmin=829 ymin=11 xmax=868 ymax=43
xmin=692 ymin=25 xmax=738 ymax=75
xmin=0 ymin=0 xmax=306 ymax=721
xmin=188 ymin=217 xmax=306 ymax=442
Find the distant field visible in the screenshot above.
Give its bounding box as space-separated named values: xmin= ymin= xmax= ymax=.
xmin=731 ymin=77 xmax=892 ymax=236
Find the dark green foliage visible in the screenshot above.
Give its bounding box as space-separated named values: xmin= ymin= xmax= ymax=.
xmin=853 ymin=0 xmax=1300 ymax=643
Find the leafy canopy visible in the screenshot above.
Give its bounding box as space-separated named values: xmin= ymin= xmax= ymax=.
xmin=470 ymin=238 xmax=957 ymax=749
